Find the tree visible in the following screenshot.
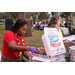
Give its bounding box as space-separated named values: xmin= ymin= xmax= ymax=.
xmin=51 ymin=12 xmax=61 ymax=18
xmin=31 ymin=12 xmax=40 ymax=21
xmin=65 ymin=12 xmax=71 ymax=25
xmin=39 ymin=12 xmax=50 ymax=21
xmin=10 ymin=12 xmax=32 ymax=37
xmin=31 ymin=12 xmax=50 ymax=21
xmin=0 ymin=12 xmax=12 ymax=19
xmin=51 ymin=12 xmax=72 ymax=25
xmin=60 ymin=12 xmax=71 ymax=25
xmin=51 ymin=12 xmax=55 ymax=16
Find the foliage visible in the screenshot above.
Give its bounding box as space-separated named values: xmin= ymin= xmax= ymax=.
xmin=31 ymin=12 xmax=50 ymax=21
xmin=0 ymin=12 xmax=12 ymax=19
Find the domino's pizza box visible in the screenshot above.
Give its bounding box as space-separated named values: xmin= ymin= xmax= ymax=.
xmin=69 ymin=46 xmax=75 ymax=54
xmin=29 ymin=52 xmax=66 ymax=62
xmin=68 ymin=46 xmax=75 ymax=62
xmin=49 ymin=53 xmax=65 ymax=59
xmin=31 ymin=56 xmax=52 ymax=62
xmin=29 ymin=52 xmax=52 ymax=62
xmin=51 ymin=57 xmax=66 ymax=62
xmin=69 ymin=46 xmax=75 ymax=51
xmin=42 ymin=28 xmax=66 ymax=56
xmin=62 ymin=35 xmax=75 ymax=43
xmin=49 ymin=53 xmax=66 ymax=62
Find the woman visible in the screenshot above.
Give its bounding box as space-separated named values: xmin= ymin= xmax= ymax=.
xmin=64 ymin=22 xmax=68 ymax=28
xmin=68 ymin=26 xmax=73 ymax=35
xmin=1 ymin=19 xmax=40 ymax=62
xmin=48 ymin=15 xmax=63 ymax=38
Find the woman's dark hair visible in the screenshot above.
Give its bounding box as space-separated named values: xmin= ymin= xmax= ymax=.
xmin=48 ymin=15 xmax=60 ymax=27
xmin=10 ymin=19 xmax=27 ymax=31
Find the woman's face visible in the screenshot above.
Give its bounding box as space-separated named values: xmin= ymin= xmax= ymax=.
xmin=17 ymin=25 xmax=27 ymax=36
xmin=57 ymin=18 xmax=61 ymax=28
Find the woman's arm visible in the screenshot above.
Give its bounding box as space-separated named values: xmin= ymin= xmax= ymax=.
xmin=7 ymin=41 xmax=40 ymax=55
xmin=7 ymin=41 xmax=29 ymax=52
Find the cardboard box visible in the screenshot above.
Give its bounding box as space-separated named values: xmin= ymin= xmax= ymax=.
xmin=29 ymin=52 xmax=66 ymax=62
xmin=42 ymin=28 xmax=66 ymax=56
xmin=69 ymin=46 xmax=75 ymax=61
xmin=49 ymin=53 xmax=65 ymax=59
xmin=62 ymin=35 xmax=75 ymax=43
xmin=29 ymin=28 xmax=67 ymax=62
xmin=32 ymin=56 xmax=52 ymax=62
xmin=69 ymin=46 xmax=75 ymax=50
xmin=29 ymin=52 xmax=52 ymax=62
xmin=51 ymin=57 xmax=65 ymax=62
xmin=50 ymin=53 xmax=65 ymax=62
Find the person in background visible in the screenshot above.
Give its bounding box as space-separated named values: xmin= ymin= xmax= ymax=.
xmin=64 ymin=22 xmax=68 ymax=28
xmin=59 ymin=21 xmax=62 ymax=27
xmin=39 ymin=23 xmax=44 ymax=30
xmin=61 ymin=21 xmax=65 ymax=27
xmin=32 ymin=21 xmax=36 ymax=28
xmin=46 ymin=21 xmax=48 ymax=27
xmin=37 ymin=23 xmax=40 ymax=30
xmin=1 ymin=19 xmax=40 ymax=62
xmin=48 ymin=15 xmax=63 ymax=39
xmin=68 ymin=26 xmax=73 ymax=35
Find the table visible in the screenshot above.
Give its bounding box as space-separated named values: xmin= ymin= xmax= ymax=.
xmin=60 ymin=27 xmax=69 ymax=35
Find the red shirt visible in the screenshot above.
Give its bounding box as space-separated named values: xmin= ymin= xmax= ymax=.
xmin=2 ymin=31 xmax=26 ymax=59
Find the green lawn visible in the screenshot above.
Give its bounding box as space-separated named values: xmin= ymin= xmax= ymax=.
xmin=0 ymin=25 xmax=74 ymax=53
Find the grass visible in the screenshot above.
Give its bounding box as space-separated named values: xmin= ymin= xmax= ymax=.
xmin=0 ymin=25 xmax=74 ymax=53
xmin=24 ymin=29 xmax=44 ymax=48
xmin=0 ymin=25 xmax=8 ymax=51
xmin=63 ymin=34 xmax=74 ymax=51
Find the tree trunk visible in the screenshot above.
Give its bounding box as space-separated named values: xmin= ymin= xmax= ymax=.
xmin=66 ymin=13 xmax=69 ymax=25
xmin=39 ymin=12 xmax=43 ymax=20
xmin=23 ymin=12 xmax=32 ymax=37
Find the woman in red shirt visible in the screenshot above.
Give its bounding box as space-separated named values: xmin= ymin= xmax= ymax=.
xmin=1 ymin=19 xmax=40 ymax=62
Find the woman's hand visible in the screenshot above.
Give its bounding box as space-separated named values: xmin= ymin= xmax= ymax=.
xmin=29 ymin=46 xmax=40 ymax=54
xmin=71 ymin=41 xmax=75 ymax=44
xmin=22 ymin=51 xmax=29 ymax=59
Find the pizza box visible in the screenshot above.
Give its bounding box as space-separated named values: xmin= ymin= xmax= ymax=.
xmin=42 ymin=28 xmax=66 ymax=56
xmin=62 ymin=35 xmax=75 ymax=43
xmin=29 ymin=52 xmax=52 ymax=62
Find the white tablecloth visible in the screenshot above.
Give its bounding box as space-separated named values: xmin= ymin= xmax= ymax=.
xmin=60 ymin=27 xmax=69 ymax=35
